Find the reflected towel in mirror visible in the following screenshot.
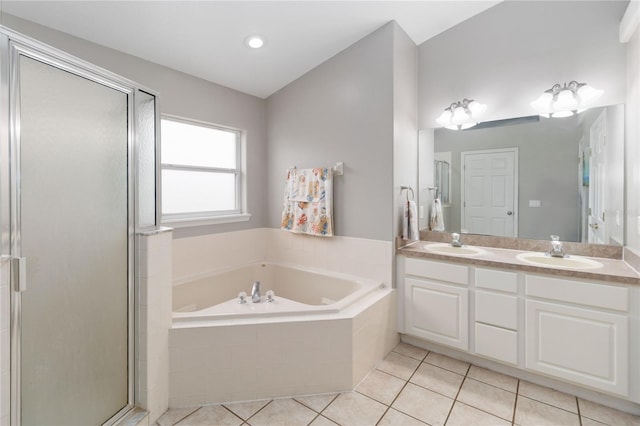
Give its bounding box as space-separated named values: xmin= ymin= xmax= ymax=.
xmin=430 ymin=197 xmax=445 ymax=231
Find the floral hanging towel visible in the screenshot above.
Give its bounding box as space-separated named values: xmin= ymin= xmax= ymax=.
xmin=281 ymin=166 xmax=333 ymax=236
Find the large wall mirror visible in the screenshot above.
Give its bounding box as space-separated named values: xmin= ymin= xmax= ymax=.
xmin=418 ymin=104 xmax=625 ymax=246
xmin=416 ymin=0 xmax=628 ymax=247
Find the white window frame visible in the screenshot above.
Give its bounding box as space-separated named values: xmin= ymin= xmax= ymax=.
xmin=160 ymin=115 xmax=250 ymax=227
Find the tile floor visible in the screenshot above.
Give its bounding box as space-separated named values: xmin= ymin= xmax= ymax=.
xmin=157 ymin=342 xmax=640 ymax=426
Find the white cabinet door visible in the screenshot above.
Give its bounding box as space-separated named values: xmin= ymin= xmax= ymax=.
xmin=526 ymin=300 xmax=628 ymax=397
xmin=405 ymin=278 xmax=469 ymax=350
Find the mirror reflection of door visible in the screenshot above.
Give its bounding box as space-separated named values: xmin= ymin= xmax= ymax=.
xmin=461 ymin=148 xmax=518 ymax=237
xmin=588 ymin=110 xmax=607 ymax=244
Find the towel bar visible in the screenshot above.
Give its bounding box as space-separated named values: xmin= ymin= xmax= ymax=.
xmin=401 ymin=185 xmax=415 ymax=201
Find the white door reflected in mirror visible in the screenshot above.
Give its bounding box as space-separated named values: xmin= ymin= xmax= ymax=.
xmin=461 ymin=148 xmax=517 ymax=238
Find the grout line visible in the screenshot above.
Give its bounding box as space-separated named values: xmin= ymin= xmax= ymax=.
xmin=244 ymin=399 xmax=274 ymax=424
xmin=375 ymin=350 xmax=430 ymax=425
xmin=391 ymin=347 xmax=429 ymax=363
xmin=443 ymin=364 xmax=470 ymax=425
xmin=576 ymin=397 xmax=583 ymax=426
xmin=316 ymin=393 xmax=341 ymax=421
xmin=511 ymin=379 xmax=520 ymax=425
xmin=173 ymin=407 xmax=202 ymax=425
xmin=221 ymin=404 xmax=246 ymax=424
xmin=307 ymin=413 xmax=321 ymax=425
xmin=517 ymin=394 xmax=584 ymax=417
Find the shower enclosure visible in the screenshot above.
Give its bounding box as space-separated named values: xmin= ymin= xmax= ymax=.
xmin=0 ymin=29 xmax=158 ymax=425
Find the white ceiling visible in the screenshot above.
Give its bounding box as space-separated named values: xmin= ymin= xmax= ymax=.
xmin=1 ymin=1 xmax=500 ymax=99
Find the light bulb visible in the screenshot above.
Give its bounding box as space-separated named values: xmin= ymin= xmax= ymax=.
xmin=553 ymin=89 xmax=578 ymax=111
xmin=530 ymin=92 xmax=553 ymax=114
xmin=467 ymin=101 xmax=486 ymax=117
xmin=436 ymin=109 xmax=452 ymax=127
xmin=451 ymin=106 xmax=469 ymax=125
xmin=577 ymin=84 xmax=603 ymax=106
xmin=245 ymin=35 xmax=265 ymax=49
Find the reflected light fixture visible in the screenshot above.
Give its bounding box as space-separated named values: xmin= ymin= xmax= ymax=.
xmin=436 ymin=98 xmax=487 ymax=130
xmin=530 ymin=81 xmax=603 ymax=118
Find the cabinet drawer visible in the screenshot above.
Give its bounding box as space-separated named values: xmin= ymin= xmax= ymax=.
xmin=525 ymin=275 xmax=628 ymax=312
xmin=476 ymin=291 xmax=518 ymax=330
xmin=476 ymin=268 xmax=518 ymax=293
xmin=406 ymin=258 xmax=468 ymax=285
xmin=475 ymin=323 xmax=518 ymax=365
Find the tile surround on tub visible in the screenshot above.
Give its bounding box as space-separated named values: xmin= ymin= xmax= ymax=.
xmin=137 ymin=230 xmax=173 ymax=423
xmin=172 ymin=228 xmax=267 ymax=284
xmin=173 ymin=228 xmax=392 ymax=287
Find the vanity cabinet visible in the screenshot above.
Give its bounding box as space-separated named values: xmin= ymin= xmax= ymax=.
xmin=404 ymin=258 xmax=469 ymax=350
xmin=524 ymin=275 xmax=629 ymax=397
xmin=401 ymin=256 xmax=636 ymax=401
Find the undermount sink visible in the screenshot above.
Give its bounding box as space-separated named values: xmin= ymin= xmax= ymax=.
xmin=516 ymin=252 xmax=603 ymax=270
xmin=423 ymin=243 xmax=486 ymax=256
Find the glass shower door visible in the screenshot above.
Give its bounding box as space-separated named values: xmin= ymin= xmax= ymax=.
xmin=15 ymin=53 xmax=131 ymax=424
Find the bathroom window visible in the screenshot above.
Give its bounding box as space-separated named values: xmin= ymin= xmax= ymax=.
xmin=160 ymin=116 xmax=249 ymax=226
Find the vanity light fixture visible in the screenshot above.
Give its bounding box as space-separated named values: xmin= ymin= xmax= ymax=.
xmin=244 ymin=35 xmax=265 ymax=49
xmin=436 ymin=98 xmax=487 ymax=130
xmin=530 ymin=81 xmax=603 ymax=118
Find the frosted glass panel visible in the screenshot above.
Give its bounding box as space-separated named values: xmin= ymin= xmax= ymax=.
xmin=161 ymin=119 xmax=236 ymax=168
xmin=137 ymin=91 xmax=157 ymax=229
xmin=19 ymin=56 xmax=129 ymax=425
xmin=162 ymin=170 xmax=236 ymax=213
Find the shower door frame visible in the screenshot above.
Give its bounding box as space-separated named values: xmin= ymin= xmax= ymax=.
xmin=0 ymin=28 xmax=152 ymax=426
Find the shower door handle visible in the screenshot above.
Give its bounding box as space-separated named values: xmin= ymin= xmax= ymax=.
xmin=12 ymin=257 xmax=27 ymax=292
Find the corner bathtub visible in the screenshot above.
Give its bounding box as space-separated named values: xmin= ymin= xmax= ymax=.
xmin=172 ymin=262 xmax=385 ymax=323
xmin=169 ymin=262 xmax=398 ymax=406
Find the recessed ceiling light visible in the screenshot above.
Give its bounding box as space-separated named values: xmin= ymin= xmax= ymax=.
xmin=245 ymin=35 xmax=265 ymax=49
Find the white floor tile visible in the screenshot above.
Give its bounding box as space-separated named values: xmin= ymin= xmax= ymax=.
xmin=323 ymin=392 xmax=387 ymax=426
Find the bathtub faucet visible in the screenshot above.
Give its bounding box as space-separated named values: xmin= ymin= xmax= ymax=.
xmin=251 ymin=281 xmax=261 ymax=303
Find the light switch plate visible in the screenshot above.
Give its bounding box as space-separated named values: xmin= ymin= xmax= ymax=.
xmin=529 ymin=200 xmax=541 ymax=208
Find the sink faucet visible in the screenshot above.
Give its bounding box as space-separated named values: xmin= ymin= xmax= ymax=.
xmin=451 ymin=233 xmax=463 ymax=247
xmin=251 ymin=281 xmax=261 ymax=303
xmin=549 ymin=235 xmax=565 ymax=258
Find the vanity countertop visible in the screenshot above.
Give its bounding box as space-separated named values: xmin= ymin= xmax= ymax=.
xmin=398 ymin=240 xmax=640 ymax=285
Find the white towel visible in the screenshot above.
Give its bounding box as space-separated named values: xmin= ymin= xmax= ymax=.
xmin=403 ymin=200 xmax=419 ymax=240
xmin=430 ymin=197 xmax=445 ymax=231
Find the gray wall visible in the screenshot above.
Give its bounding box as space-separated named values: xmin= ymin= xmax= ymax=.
xmin=1 ymin=14 xmax=268 ymax=239
xmin=434 ymin=119 xmax=582 ymax=241
xmin=392 ymin=24 xmax=418 ymax=239
xmin=418 ymin=1 xmax=628 ymax=128
xmin=266 ymin=22 xmax=396 ymax=241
